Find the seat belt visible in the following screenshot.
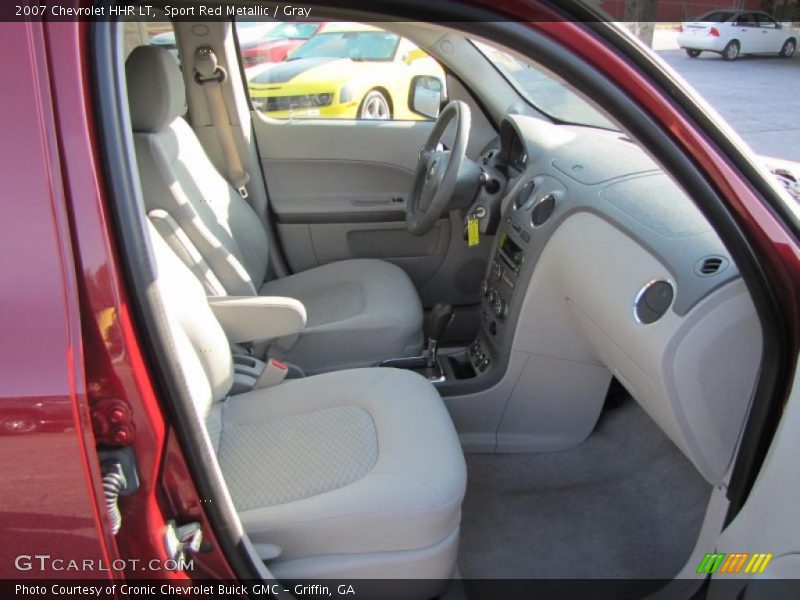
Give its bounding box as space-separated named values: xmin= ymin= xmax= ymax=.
xmin=194 ymin=46 xmax=250 ymax=198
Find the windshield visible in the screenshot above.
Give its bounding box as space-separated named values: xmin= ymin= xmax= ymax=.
xmin=268 ymin=22 xmax=320 ymax=40
xmin=473 ymin=40 xmax=616 ymax=131
xmin=291 ymin=31 xmax=400 ymax=61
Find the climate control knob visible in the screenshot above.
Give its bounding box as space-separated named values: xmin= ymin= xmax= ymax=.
xmin=492 ymin=297 xmax=507 ymax=319
xmin=492 ymin=262 xmax=502 ymax=280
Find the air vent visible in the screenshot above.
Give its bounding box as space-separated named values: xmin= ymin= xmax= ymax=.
xmin=694 ymin=256 xmax=728 ymax=277
xmin=531 ymin=194 xmax=556 ymax=226
xmin=514 ymin=180 xmax=535 ymax=209
xmin=699 ymin=258 xmax=723 ymax=274
xmin=634 ymin=280 xmax=674 ymax=325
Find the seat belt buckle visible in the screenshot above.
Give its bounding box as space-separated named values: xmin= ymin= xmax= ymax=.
xmin=255 ymin=359 xmax=288 ymax=389
xmin=237 ymin=186 xmax=249 ymax=199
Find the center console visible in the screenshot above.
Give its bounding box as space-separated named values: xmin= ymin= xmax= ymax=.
xmin=379 ymin=119 xmax=563 ymax=395
xmin=377 ymin=173 xmax=557 ymax=396
xmin=467 ymin=175 xmax=558 ymax=379
xmin=376 ymin=172 xmax=555 ymax=395
xmin=467 ymin=227 xmax=524 ymax=374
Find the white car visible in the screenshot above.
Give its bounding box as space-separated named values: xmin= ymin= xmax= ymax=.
xmin=677 ymin=9 xmax=797 ymax=60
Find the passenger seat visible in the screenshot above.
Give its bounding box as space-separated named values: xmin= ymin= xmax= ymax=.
xmin=126 ymin=46 xmax=423 ymax=374
xmin=146 ymin=219 xmax=466 ymax=586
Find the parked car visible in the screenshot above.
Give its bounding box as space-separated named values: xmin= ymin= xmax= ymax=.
xmin=238 ymin=22 xmax=326 ymax=67
xmin=677 ymin=9 xmax=797 ymax=60
xmin=3 ymin=2 xmax=799 ymax=596
xmin=764 ymin=157 xmax=800 ymax=202
xmin=230 ymin=20 xmax=280 ymax=47
xmin=153 ymin=21 xmax=280 ymax=63
xmin=152 ymin=22 xmax=278 ymax=58
xmin=246 ymin=23 xmax=444 ymax=119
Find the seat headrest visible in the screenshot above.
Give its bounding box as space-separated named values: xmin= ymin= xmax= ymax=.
xmin=126 ymin=45 xmax=186 ymax=133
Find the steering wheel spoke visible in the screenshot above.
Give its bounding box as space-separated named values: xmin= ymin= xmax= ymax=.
xmin=406 ymin=101 xmax=471 ymax=236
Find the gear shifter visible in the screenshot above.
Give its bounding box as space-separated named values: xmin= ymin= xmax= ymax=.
xmin=426 ymin=303 xmax=454 ymax=369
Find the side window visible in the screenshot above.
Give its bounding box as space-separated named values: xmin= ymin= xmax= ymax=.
xmin=123 ymin=21 xmax=180 ymax=64
xmin=735 ymin=13 xmax=757 ymax=27
xmin=236 ymin=21 xmax=446 ymax=121
xmin=755 ymin=14 xmax=778 ymax=28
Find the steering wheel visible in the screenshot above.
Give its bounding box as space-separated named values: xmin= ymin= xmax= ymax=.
xmin=406 ymin=100 xmax=471 ymax=235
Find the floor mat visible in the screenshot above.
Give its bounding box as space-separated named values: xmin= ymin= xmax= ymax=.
xmin=458 ymin=398 xmax=711 ymax=580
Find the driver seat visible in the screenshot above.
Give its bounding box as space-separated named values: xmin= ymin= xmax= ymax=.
xmin=126 ymin=46 xmax=423 ymax=374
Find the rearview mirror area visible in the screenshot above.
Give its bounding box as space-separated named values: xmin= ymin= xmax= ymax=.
xmin=409 ymin=75 xmax=445 ymax=119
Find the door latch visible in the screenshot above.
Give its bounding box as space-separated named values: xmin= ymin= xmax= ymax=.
xmin=164 ymin=520 xmax=203 ymax=564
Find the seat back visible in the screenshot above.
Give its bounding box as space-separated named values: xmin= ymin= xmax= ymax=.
xmin=145 ymin=218 xmax=234 ymax=449
xmin=126 ymin=45 xmax=269 ymax=297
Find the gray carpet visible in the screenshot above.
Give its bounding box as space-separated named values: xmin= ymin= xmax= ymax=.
xmin=458 ymin=399 xmax=711 ymax=580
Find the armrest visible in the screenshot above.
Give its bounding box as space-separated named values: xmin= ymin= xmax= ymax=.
xmin=208 ymin=296 xmax=307 ymax=344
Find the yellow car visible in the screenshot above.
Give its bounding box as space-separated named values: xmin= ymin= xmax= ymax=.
xmin=246 ymin=23 xmax=445 ymax=120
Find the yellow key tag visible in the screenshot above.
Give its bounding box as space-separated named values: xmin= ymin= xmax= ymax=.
xmin=467 ymin=218 xmax=480 ymax=247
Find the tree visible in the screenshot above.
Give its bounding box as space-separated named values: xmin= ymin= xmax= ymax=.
xmin=622 ymin=0 xmax=659 ymax=47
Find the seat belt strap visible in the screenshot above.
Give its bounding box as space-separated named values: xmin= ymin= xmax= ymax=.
xmin=194 ymin=46 xmax=250 ymax=198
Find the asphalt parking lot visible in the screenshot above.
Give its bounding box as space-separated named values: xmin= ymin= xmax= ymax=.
xmin=654 ymin=30 xmax=800 ymax=162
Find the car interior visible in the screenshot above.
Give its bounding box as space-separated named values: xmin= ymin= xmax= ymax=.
xmin=108 ymin=13 xmax=764 ymax=597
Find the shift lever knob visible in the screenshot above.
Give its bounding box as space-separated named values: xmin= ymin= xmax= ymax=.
xmin=429 ymin=303 xmax=454 ymax=342
xmin=427 ymin=303 xmax=454 ymax=369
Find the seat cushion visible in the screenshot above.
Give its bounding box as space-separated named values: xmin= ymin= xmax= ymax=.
xmin=216 ymin=367 xmax=466 ymax=563
xmin=260 ymin=259 xmax=423 ymax=374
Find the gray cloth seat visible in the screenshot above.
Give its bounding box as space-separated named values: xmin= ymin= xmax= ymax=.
xmin=126 ymin=45 xmax=423 ymax=374
xmin=219 ymin=368 xmax=465 ymax=579
xmin=259 ymin=259 xmax=422 ymax=372
xmin=147 ymin=219 xmax=466 ymax=585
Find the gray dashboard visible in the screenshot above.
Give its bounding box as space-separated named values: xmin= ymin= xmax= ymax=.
xmin=451 ymin=114 xmax=761 ymax=486
xmin=499 ymin=115 xmax=738 ymax=316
